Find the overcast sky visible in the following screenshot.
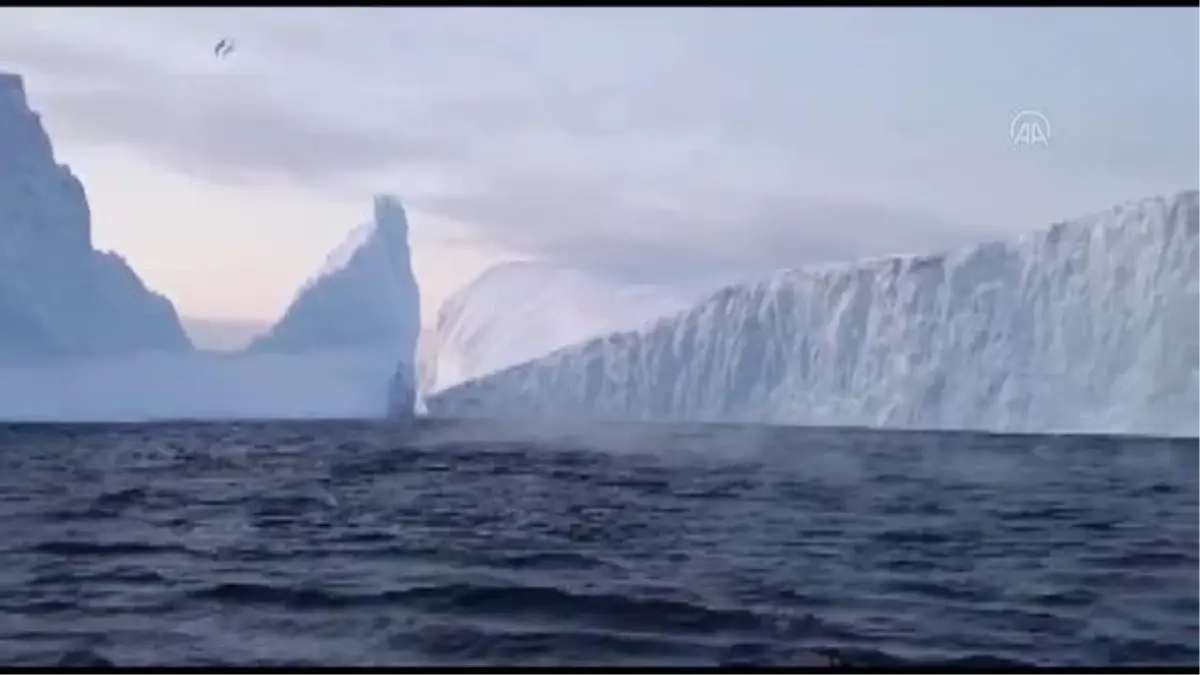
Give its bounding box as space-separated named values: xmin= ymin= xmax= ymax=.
xmin=0 ymin=7 xmax=1195 ymax=324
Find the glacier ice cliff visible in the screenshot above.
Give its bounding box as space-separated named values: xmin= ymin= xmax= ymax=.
xmin=427 ymin=191 xmax=1200 ymax=437
xmin=418 ymin=261 xmax=700 ymax=396
xmin=0 ymin=72 xmax=191 ymax=360
xmin=250 ymin=195 xmax=422 ymax=417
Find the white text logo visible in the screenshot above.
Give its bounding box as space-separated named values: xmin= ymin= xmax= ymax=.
xmin=1010 ymin=110 xmax=1051 ymax=147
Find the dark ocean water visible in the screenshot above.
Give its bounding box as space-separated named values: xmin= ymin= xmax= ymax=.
xmin=0 ymin=419 xmax=1195 ymax=668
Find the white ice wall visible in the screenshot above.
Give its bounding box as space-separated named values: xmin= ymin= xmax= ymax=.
xmin=428 ymin=191 xmax=1200 ymax=437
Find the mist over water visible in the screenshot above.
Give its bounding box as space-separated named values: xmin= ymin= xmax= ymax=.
xmin=0 ymin=419 xmax=1194 ymax=667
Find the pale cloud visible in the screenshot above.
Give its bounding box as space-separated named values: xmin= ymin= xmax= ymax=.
xmin=0 ymin=7 xmax=1195 ymax=313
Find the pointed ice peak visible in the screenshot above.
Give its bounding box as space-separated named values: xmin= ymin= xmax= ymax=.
xmin=246 ymin=192 xmax=421 ymax=364
xmin=316 ymin=194 xmax=410 ymax=282
xmin=0 ymin=72 xmax=27 ymax=109
xmin=374 ymin=194 xmax=409 ymax=236
xmin=0 ymin=69 xmax=191 ymax=358
xmin=368 ymin=193 xmax=410 ymax=257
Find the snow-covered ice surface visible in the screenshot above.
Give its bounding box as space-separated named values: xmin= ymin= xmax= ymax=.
xmin=418 ymin=261 xmax=702 ymax=396
xmin=0 ymin=71 xmax=191 ymax=360
xmin=428 ymin=191 xmax=1200 ymax=437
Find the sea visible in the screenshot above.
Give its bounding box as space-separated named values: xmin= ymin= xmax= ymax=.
xmin=0 ymin=419 xmax=1195 ymax=668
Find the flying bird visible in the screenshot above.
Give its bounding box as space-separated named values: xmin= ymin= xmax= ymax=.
xmin=214 ymin=38 xmax=235 ymax=59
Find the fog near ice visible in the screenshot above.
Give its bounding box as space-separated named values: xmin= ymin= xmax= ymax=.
xmin=405 ymin=416 xmax=1197 ymax=501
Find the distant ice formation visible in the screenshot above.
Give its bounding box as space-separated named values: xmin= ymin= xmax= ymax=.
xmin=0 ymin=195 xmax=424 ymax=422
xmin=250 ymin=196 xmax=420 ymax=356
xmin=0 ymin=71 xmax=191 ymax=360
xmin=0 ymin=69 xmax=425 ymax=420
xmin=251 ymin=195 xmax=422 ymax=417
xmin=428 ymin=191 xmax=1200 ymax=437
xmin=418 ymin=261 xmax=701 ymax=395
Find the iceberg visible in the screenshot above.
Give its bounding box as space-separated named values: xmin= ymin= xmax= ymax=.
xmin=251 ymin=195 xmax=422 ymax=418
xmin=427 ymin=191 xmax=1200 ymax=437
xmin=250 ymin=196 xmax=421 ymax=357
xmin=0 ymin=71 xmax=191 ymax=360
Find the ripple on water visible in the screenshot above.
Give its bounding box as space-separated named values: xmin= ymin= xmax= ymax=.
xmin=0 ymin=420 xmax=1194 ymax=667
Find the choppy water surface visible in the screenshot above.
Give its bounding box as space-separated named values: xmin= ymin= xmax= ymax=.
xmin=0 ymin=419 xmax=1195 ymax=667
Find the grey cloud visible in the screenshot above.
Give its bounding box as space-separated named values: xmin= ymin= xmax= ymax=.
xmin=7 ymin=41 xmax=491 ymax=190
xmin=40 ymin=86 xmax=451 ymax=190
xmin=2 ymin=9 xmax=781 ymax=177
xmin=1084 ymin=134 xmax=1199 ymax=179
xmin=0 ymin=16 xmax=994 ymax=279
xmin=0 ymin=18 xmax=822 ymax=183
xmin=412 ymin=175 xmax=989 ymax=282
